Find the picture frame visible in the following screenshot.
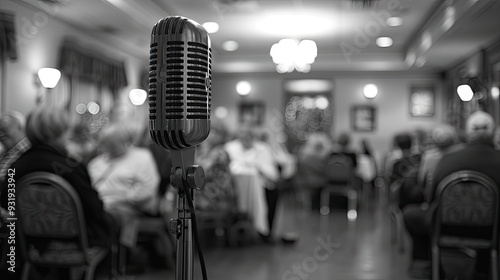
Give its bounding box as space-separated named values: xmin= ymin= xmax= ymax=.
xmin=410 ymin=86 xmax=435 ymax=117
xmin=238 ymin=101 xmax=265 ymax=126
xmin=351 ymin=105 xmax=376 ymax=131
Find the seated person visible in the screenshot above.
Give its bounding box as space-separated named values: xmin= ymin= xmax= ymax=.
xmin=418 ymin=125 xmax=463 ymax=202
xmin=404 ymin=110 xmax=500 ymax=278
xmin=195 ymin=120 xmax=235 ymax=215
xmin=0 ymin=107 xmax=114 ymax=278
xmin=327 ymin=133 xmax=359 ymax=184
xmin=387 ymin=133 xmax=422 ymax=208
xmin=224 ymin=127 xmax=280 ymax=238
xmin=88 ymin=124 xmax=160 ymax=227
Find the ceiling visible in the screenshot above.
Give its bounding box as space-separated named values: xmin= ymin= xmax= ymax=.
xmin=16 ymin=0 xmax=500 ymax=74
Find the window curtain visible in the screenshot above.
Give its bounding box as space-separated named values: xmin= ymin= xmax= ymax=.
xmin=0 ymin=11 xmax=17 ymax=61
xmin=0 ymin=11 xmax=17 ymax=113
xmin=58 ymin=40 xmax=128 ymax=97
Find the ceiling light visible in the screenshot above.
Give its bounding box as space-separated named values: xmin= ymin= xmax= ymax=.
xmin=386 ymin=17 xmax=403 ymax=27
xmin=202 ymin=22 xmax=219 ymax=33
xmin=363 ymin=84 xmax=378 ymax=99
xmin=270 ymin=39 xmax=317 ymax=73
xmin=38 ymin=68 xmax=61 ymax=89
xmin=222 ymin=40 xmax=239 ymax=51
xmin=457 ymin=84 xmax=474 ymax=101
xmin=376 ymin=37 xmax=393 ymax=48
xmin=236 ymin=81 xmax=251 ymax=96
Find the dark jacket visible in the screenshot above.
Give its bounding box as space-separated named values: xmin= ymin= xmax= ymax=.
xmin=1 ymin=143 xmax=112 ymax=247
xmin=429 ymin=138 xmax=500 ymax=202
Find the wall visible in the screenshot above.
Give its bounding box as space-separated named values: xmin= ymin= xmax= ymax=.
xmin=212 ymin=72 xmax=444 ymax=161
xmin=2 ymin=1 xmax=446 ymax=159
xmin=1 ymin=1 xmax=146 ymax=124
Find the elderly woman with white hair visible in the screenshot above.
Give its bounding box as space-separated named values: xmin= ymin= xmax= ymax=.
xmin=418 ymin=124 xmax=464 ymax=202
xmin=87 ymin=124 xmax=160 ymax=247
xmin=0 ymin=107 xmax=115 ymax=279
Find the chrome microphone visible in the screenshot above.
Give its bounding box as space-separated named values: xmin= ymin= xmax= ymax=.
xmin=149 ymin=16 xmax=212 ymax=151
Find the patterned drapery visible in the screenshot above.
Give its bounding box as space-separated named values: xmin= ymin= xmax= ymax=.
xmin=58 ymin=40 xmax=128 ymax=95
xmin=0 ymin=11 xmax=17 ymax=61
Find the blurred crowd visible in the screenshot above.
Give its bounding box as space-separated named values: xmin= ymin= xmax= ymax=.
xmin=1 ymin=106 xmax=500 ymax=279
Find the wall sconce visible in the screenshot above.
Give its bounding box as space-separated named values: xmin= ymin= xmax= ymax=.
xmin=38 ymin=68 xmax=61 ymax=88
xmin=363 ymin=83 xmax=378 ymax=99
xmin=457 ymin=76 xmax=489 ymax=102
xmin=457 ymin=84 xmax=474 ymax=101
xmin=36 ymin=68 xmax=61 ymax=104
xmin=129 ymin=89 xmax=147 ymax=105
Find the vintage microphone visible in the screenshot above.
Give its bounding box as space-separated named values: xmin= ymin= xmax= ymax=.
xmin=149 ymin=15 xmax=212 ymax=280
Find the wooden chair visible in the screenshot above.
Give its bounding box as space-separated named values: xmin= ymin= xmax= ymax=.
xmin=320 ymin=156 xmax=359 ymax=221
xmin=431 ymin=170 xmax=499 ymax=280
xmin=16 ymin=172 xmax=109 ymax=280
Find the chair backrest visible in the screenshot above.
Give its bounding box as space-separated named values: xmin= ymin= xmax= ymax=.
xmin=16 ymin=172 xmax=90 ymax=262
xmin=325 ymin=153 xmax=355 ymax=183
xmin=434 ymin=170 xmax=499 ymax=241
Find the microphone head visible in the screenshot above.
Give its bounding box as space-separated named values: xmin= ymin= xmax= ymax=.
xmin=149 ymin=16 xmax=212 ymax=150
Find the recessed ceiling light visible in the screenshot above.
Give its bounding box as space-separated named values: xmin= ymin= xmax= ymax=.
xmin=376 ymin=37 xmax=393 ymax=48
xmin=222 ymin=40 xmax=239 ymax=51
xmin=202 ymin=22 xmax=219 ymax=33
xmin=386 ymin=17 xmax=403 ymax=27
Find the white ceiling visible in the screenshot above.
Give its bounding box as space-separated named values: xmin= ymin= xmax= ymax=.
xmin=16 ymin=0 xmax=500 ymax=74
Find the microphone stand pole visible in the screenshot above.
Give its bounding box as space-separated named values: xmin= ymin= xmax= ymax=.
xmin=169 ymin=147 xmax=204 ymax=280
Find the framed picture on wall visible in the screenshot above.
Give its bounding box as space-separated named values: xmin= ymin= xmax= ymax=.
xmin=239 ymin=101 xmax=265 ymax=126
xmin=410 ymin=86 xmax=435 ymax=117
xmin=351 ymin=105 xmax=376 ymax=131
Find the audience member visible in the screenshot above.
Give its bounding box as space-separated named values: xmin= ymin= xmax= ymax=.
xmin=0 ymin=112 xmax=31 ymax=218
xmin=404 ymin=110 xmax=500 ymax=278
xmin=88 ymin=124 xmax=160 ymax=228
xmin=224 ymin=126 xmax=280 ymax=240
xmin=295 ymin=133 xmax=332 ymax=210
xmin=330 ymin=133 xmax=358 ymax=169
xmin=0 ymin=107 xmax=114 ymax=279
xmin=386 ymin=133 xmax=422 ymax=208
xmin=259 ymin=128 xmax=298 ymax=242
xmin=195 ymin=119 xmax=235 ymax=215
xmin=0 ymin=111 xmax=31 ymax=179
xmin=418 ymin=124 xmax=463 ymax=201
xmin=65 ymin=120 xmax=98 ymax=164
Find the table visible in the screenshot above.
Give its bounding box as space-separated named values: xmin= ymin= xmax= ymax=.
xmin=232 ymin=173 xmax=269 ymax=235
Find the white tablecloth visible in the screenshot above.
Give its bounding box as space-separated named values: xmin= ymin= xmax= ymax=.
xmin=232 ymin=173 xmax=269 ymax=235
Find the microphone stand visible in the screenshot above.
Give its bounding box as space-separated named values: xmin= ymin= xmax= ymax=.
xmin=169 ymin=147 xmax=204 ymax=280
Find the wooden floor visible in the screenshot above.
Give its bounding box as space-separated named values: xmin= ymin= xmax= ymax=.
xmin=134 ymin=193 xmax=413 ymax=280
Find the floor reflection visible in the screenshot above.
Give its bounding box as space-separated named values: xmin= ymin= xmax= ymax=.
xmin=136 ymin=194 xmax=412 ymax=280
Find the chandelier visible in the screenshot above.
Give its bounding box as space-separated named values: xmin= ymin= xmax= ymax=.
xmin=270 ymin=39 xmax=317 ymax=73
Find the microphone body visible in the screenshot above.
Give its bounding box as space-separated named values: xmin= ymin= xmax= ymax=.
xmin=148 ymin=16 xmax=211 ymax=280
xmin=149 ymin=16 xmax=212 ymax=151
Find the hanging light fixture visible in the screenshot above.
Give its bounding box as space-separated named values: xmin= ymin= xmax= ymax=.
xmin=270 ymin=39 xmax=317 ymax=73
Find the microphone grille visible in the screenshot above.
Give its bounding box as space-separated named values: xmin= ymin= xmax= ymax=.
xmin=186 ymin=41 xmax=211 ymax=120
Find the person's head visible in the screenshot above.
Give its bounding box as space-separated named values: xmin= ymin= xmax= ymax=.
xmin=98 ymin=124 xmax=134 ymax=158
xmin=236 ymin=126 xmax=255 ymax=149
xmin=206 ymin=119 xmax=229 ymax=147
xmin=431 ymin=124 xmax=458 ymax=149
xmin=394 ymin=133 xmax=412 ymax=152
xmin=0 ymin=111 xmax=26 ymax=150
xmin=26 ymin=107 xmax=70 ymax=148
xmin=465 ymin=110 xmax=495 ymax=142
xmin=337 ymin=133 xmax=350 ymax=148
